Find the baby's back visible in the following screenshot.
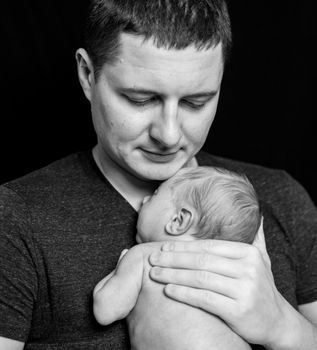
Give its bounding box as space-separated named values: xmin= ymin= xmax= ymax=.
xmin=127 ymin=245 xmax=250 ymax=350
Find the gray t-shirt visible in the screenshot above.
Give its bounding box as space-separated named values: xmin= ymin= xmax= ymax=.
xmin=0 ymin=150 xmax=317 ymax=349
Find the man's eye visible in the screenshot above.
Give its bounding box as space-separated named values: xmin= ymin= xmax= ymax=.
xmin=181 ymin=99 xmax=206 ymax=110
xmin=125 ymin=95 xmax=157 ymax=107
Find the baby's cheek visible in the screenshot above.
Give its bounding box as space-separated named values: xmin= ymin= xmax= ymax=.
xmin=136 ymin=215 xmax=148 ymax=242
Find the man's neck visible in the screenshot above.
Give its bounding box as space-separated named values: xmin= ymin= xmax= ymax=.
xmin=92 ymin=146 xmax=159 ymax=211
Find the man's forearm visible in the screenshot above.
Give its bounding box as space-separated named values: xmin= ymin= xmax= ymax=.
xmin=265 ymin=302 xmax=317 ymax=350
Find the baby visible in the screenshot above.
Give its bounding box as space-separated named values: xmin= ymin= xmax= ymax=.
xmin=93 ymin=166 xmax=261 ymax=350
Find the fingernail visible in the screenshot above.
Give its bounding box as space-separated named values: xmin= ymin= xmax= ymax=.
xmin=162 ymin=242 xmax=174 ymax=251
xmin=150 ymin=252 xmax=160 ymax=264
xmin=151 ymin=267 xmax=162 ymax=276
xmin=164 ymin=284 xmax=175 ymax=295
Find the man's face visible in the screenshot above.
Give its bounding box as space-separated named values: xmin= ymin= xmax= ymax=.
xmin=136 ymin=180 xmax=175 ymax=243
xmin=89 ymin=33 xmax=224 ymax=181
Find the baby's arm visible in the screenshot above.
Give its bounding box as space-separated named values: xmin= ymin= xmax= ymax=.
xmin=93 ymin=246 xmax=144 ymax=325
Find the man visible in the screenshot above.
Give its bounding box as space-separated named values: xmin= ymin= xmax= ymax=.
xmin=1 ymin=0 xmax=317 ymax=349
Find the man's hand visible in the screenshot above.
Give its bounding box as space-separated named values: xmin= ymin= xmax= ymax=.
xmin=148 ymin=222 xmax=293 ymax=348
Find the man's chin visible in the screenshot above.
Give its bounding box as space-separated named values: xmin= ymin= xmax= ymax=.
xmin=135 ymin=167 xmax=181 ymax=182
xmin=136 ymin=159 xmax=189 ymax=180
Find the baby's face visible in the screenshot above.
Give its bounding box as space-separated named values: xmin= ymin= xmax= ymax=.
xmin=136 ymin=180 xmax=175 ymax=243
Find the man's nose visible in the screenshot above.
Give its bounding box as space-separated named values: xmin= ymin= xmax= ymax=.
xmin=150 ymin=101 xmax=182 ymax=148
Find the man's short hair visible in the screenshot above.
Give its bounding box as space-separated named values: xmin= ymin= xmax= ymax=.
xmin=170 ymin=166 xmax=261 ymax=244
xmin=84 ymin=0 xmax=232 ymax=80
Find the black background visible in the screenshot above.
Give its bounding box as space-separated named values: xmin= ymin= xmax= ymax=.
xmin=1 ymin=1 xmax=316 ymax=204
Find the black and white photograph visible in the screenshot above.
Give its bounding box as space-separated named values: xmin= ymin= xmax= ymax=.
xmin=1 ymin=1 xmax=316 ymax=349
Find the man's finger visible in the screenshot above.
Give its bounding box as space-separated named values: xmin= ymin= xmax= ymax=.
xmin=150 ymin=267 xmax=239 ymax=298
xmin=164 ymin=284 xmax=236 ymax=319
xmin=252 ymin=217 xmax=271 ymax=267
xmin=252 ymin=217 xmax=265 ymax=249
xmin=149 ymin=251 xmax=243 ymax=277
xmin=161 ymin=239 xmax=253 ymax=259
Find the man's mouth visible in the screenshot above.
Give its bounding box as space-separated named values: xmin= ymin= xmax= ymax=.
xmin=140 ymin=149 xmax=179 ymax=163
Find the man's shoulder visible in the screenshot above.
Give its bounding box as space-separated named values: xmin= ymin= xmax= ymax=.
xmin=1 ymin=151 xmax=92 ymax=199
xmin=0 ymin=150 xmax=111 ymax=234
xmin=197 ymin=151 xmax=299 ymax=200
xmin=198 ymin=151 xmax=289 ymax=180
xmin=0 ymin=150 xmax=103 ymax=224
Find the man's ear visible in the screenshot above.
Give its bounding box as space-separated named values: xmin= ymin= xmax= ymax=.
xmin=75 ymin=48 xmax=94 ymax=101
xmin=165 ymin=208 xmax=194 ymax=236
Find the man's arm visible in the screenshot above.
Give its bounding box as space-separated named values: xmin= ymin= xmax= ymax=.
xmin=0 ymin=188 xmax=38 ymax=349
xmin=280 ymin=302 xmax=317 ymax=350
xmin=299 ymin=301 xmax=317 ymax=326
xmin=0 ymin=336 xmax=24 ymax=350
xmin=264 ymin=300 xmax=317 ymax=350
xmin=93 ymin=246 xmax=144 ymax=325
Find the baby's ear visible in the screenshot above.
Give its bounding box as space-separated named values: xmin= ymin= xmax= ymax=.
xmin=165 ymin=208 xmax=194 ymax=236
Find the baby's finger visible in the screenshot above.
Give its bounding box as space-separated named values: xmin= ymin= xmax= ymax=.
xmin=119 ymin=249 xmax=129 ymax=261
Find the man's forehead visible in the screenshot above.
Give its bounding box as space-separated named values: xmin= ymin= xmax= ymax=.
xmin=117 ymin=33 xmax=223 ymax=70
xmin=103 ymin=33 xmax=224 ymax=95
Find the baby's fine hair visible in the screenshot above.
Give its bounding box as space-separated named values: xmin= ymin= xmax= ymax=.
xmin=170 ymin=166 xmax=261 ymax=244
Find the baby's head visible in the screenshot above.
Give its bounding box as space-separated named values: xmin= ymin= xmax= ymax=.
xmin=136 ymin=166 xmax=261 ymax=244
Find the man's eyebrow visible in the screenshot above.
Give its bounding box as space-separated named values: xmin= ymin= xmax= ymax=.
xmin=119 ymin=88 xmax=158 ymax=95
xmin=184 ymin=91 xmax=219 ymax=99
xmin=119 ymin=88 xmax=219 ymax=98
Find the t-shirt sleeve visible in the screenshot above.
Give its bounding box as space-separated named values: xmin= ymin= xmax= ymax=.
xmin=276 ymin=172 xmax=317 ymax=305
xmin=0 ymin=186 xmax=38 ymax=341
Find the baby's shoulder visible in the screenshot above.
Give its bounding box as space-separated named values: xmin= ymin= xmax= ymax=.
xmin=124 ymin=242 xmax=165 ymax=277
xmin=128 ymin=242 xmax=164 ymax=260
